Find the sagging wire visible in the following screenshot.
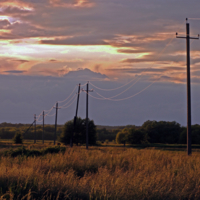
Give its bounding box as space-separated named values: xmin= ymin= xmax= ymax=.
xmin=60 ymin=95 xmax=78 ymax=109
xmin=90 ymin=78 xmax=136 ymax=91
xmin=95 ymin=81 xmax=155 ymax=101
xmin=57 ymin=85 xmax=77 ymax=104
xmin=85 ymin=20 xmax=186 ymax=101
xmin=59 ymin=93 xmax=78 ymax=108
xmin=96 ymin=76 xmax=141 ymax=99
xmin=82 ymin=78 xmax=156 ymax=101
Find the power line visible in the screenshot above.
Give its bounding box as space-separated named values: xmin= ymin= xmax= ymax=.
xmin=90 ymin=78 xmax=136 ymax=91
xmin=57 ymin=86 xmax=77 ymax=104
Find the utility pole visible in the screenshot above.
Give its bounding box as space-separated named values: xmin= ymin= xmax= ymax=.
xmin=54 ymin=102 xmax=60 ymax=145
xmin=71 ymin=83 xmax=81 ymax=147
xmin=82 ymin=82 xmax=93 ymax=149
xmin=176 ymin=18 xmax=199 ymax=155
xmin=86 ymin=83 xmax=89 ymax=149
xmin=34 ymin=114 xmax=36 ymax=144
xmin=43 ymin=111 xmax=44 ymax=144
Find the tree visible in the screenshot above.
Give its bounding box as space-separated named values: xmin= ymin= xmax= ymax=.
xmin=116 ymin=128 xmax=128 ymax=146
xmin=179 ymin=125 xmax=200 ymax=144
xmin=142 ymin=120 xmax=181 ymax=144
xmin=13 ymin=131 xmax=23 ymax=144
xmin=60 ymin=117 xmax=96 ymax=145
xmin=127 ymin=127 xmax=148 ymax=144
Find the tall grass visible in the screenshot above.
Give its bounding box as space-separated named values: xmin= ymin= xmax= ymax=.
xmin=1 ymin=147 xmax=200 ymax=199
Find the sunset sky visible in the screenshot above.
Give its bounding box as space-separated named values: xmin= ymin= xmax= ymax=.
xmin=0 ymin=0 xmax=200 ymax=126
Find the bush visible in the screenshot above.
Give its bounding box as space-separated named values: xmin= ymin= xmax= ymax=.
xmin=116 ymin=129 xmax=128 ymax=146
xmin=13 ymin=131 xmax=23 ymax=144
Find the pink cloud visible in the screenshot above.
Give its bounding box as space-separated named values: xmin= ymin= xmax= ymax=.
xmin=49 ymin=0 xmax=95 ymax=8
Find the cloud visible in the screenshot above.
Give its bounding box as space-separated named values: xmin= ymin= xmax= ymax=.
xmin=40 ymin=35 xmax=108 ymax=45
xmin=0 ymin=0 xmax=34 ymax=12
xmin=49 ymin=0 xmax=95 ymax=8
xmin=12 ymin=59 xmax=29 ymax=63
xmin=117 ymin=48 xmax=151 ymax=54
xmin=0 ymin=19 xmax=11 ymax=29
xmin=64 ymin=68 xmax=108 ymax=80
xmin=4 ymin=70 xmax=26 ymax=74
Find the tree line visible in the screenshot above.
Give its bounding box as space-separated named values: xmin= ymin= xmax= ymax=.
xmin=116 ymin=120 xmax=200 ymax=145
xmin=1 ymin=120 xmax=200 ymax=145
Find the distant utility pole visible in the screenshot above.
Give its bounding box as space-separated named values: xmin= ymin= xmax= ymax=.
xmin=82 ymin=82 xmax=93 ymax=149
xmin=43 ymin=111 xmax=45 ymax=144
xmin=176 ymin=18 xmax=199 ymax=155
xmin=34 ymin=114 xmax=36 ymax=144
xmin=71 ymin=83 xmax=81 ymax=147
xmin=54 ymin=102 xmax=60 ymax=145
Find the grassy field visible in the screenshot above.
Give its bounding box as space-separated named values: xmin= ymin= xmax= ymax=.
xmin=0 ymin=144 xmax=200 ymax=199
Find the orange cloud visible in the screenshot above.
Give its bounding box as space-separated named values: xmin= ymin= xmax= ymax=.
xmin=0 ymin=0 xmax=33 ymax=11
xmin=49 ymin=0 xmax=94 ymax=8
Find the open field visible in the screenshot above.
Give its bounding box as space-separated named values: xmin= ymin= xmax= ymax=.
xmin=1 ymin=145 xmax=200 ymax=199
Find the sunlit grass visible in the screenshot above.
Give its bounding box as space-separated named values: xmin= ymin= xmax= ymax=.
xmin=0 ymin=146 xmax=200 ymax=199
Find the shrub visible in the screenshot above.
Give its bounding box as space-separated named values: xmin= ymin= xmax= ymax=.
xmin=13 ymin=131 xmax=23 ymax=144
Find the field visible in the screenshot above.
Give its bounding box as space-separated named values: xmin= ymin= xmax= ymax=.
xmin=0 ymin=143 xmax=200 ymax=200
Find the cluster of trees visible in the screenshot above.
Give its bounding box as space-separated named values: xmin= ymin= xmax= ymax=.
xmin=96 ymin=128 xmax=119 ymax=142
xmin=2 ymin=120 xmax=200 ymax=146
xmin=60 ymin=117 xmax=96 ymax=145
xmin=116 ymin=120 xmax=200 ymax=145
xmin=0 ymin=124 xmax=62 ymax=140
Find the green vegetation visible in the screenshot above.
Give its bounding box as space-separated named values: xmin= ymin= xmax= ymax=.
xmin=13 ymin=131 xmax=23 ymax=144
xmin=1 ymin=120 xmax=200 ymax=146
xmin=0 ymin=146 xmax=200 ymax=199
xmin=96 ymin=128 xmax=120 ymax=143
xmin=0 ymin=120 xmax=200 ymax=199
xmin=3 ymin=146 xmax=66 ymax=157
xmin=116 ymin=121 xmax=200 ymax=145
xmin=60 ymin=117 xmax=97 ymax=145
xmin=0 ymin=123 xmax=63 ymax=140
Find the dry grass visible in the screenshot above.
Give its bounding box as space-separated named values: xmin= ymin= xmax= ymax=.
xmin=0 ymin=146 xmax=200 ymax=199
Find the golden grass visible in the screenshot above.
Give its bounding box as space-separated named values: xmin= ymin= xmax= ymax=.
xmin=1 ymin=147 xmax=200 ymax=199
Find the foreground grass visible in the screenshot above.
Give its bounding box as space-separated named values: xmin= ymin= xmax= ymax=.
xmin=1 ymin=146 xmax=200 ymax=199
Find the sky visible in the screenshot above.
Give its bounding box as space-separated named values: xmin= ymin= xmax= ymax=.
xmin=0 ymin=0 xmax=200 ymax=126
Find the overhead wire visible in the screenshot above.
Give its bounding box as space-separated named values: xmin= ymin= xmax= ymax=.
xmin=84 ymin=20 xmax=186 ymax=102
xmin=60 ymin=94 xmax=78 ymax=109
xmin=57 ymin=86 xmax=77 ymax=104
xmin=90 ymin=78 xmax=136 ymax=91
xmin=32 ymin=21 xmax=187 ymax=121
xmin=59 ymin=93 xmax=77 ymax=108
xmin=88 ymin=30 xmax=178 ymax=99
xmin=93 ymin=76 xmax=141 ymax=99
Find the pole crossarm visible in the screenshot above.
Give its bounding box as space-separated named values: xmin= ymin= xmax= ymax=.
xmin=81 ymin=89 xmax=93 ymax=92
xmin=176 ymin=36 xmax=199 ymax=39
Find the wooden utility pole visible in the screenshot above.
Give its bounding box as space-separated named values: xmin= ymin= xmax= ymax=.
xmin=70 ymin=83 xmax=81 ymax=147
xmin=43 ymin=111 xmax=44 ymax=144
xmin=34 ymin=114 xmax=36 ymax=144
xmin=82 ymin=82 xmax=93 ymax=149
xmin=176 ymin=18 xmax=199 ymax=155
xmin=54 ymin=102 xmax=60 ymax=145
